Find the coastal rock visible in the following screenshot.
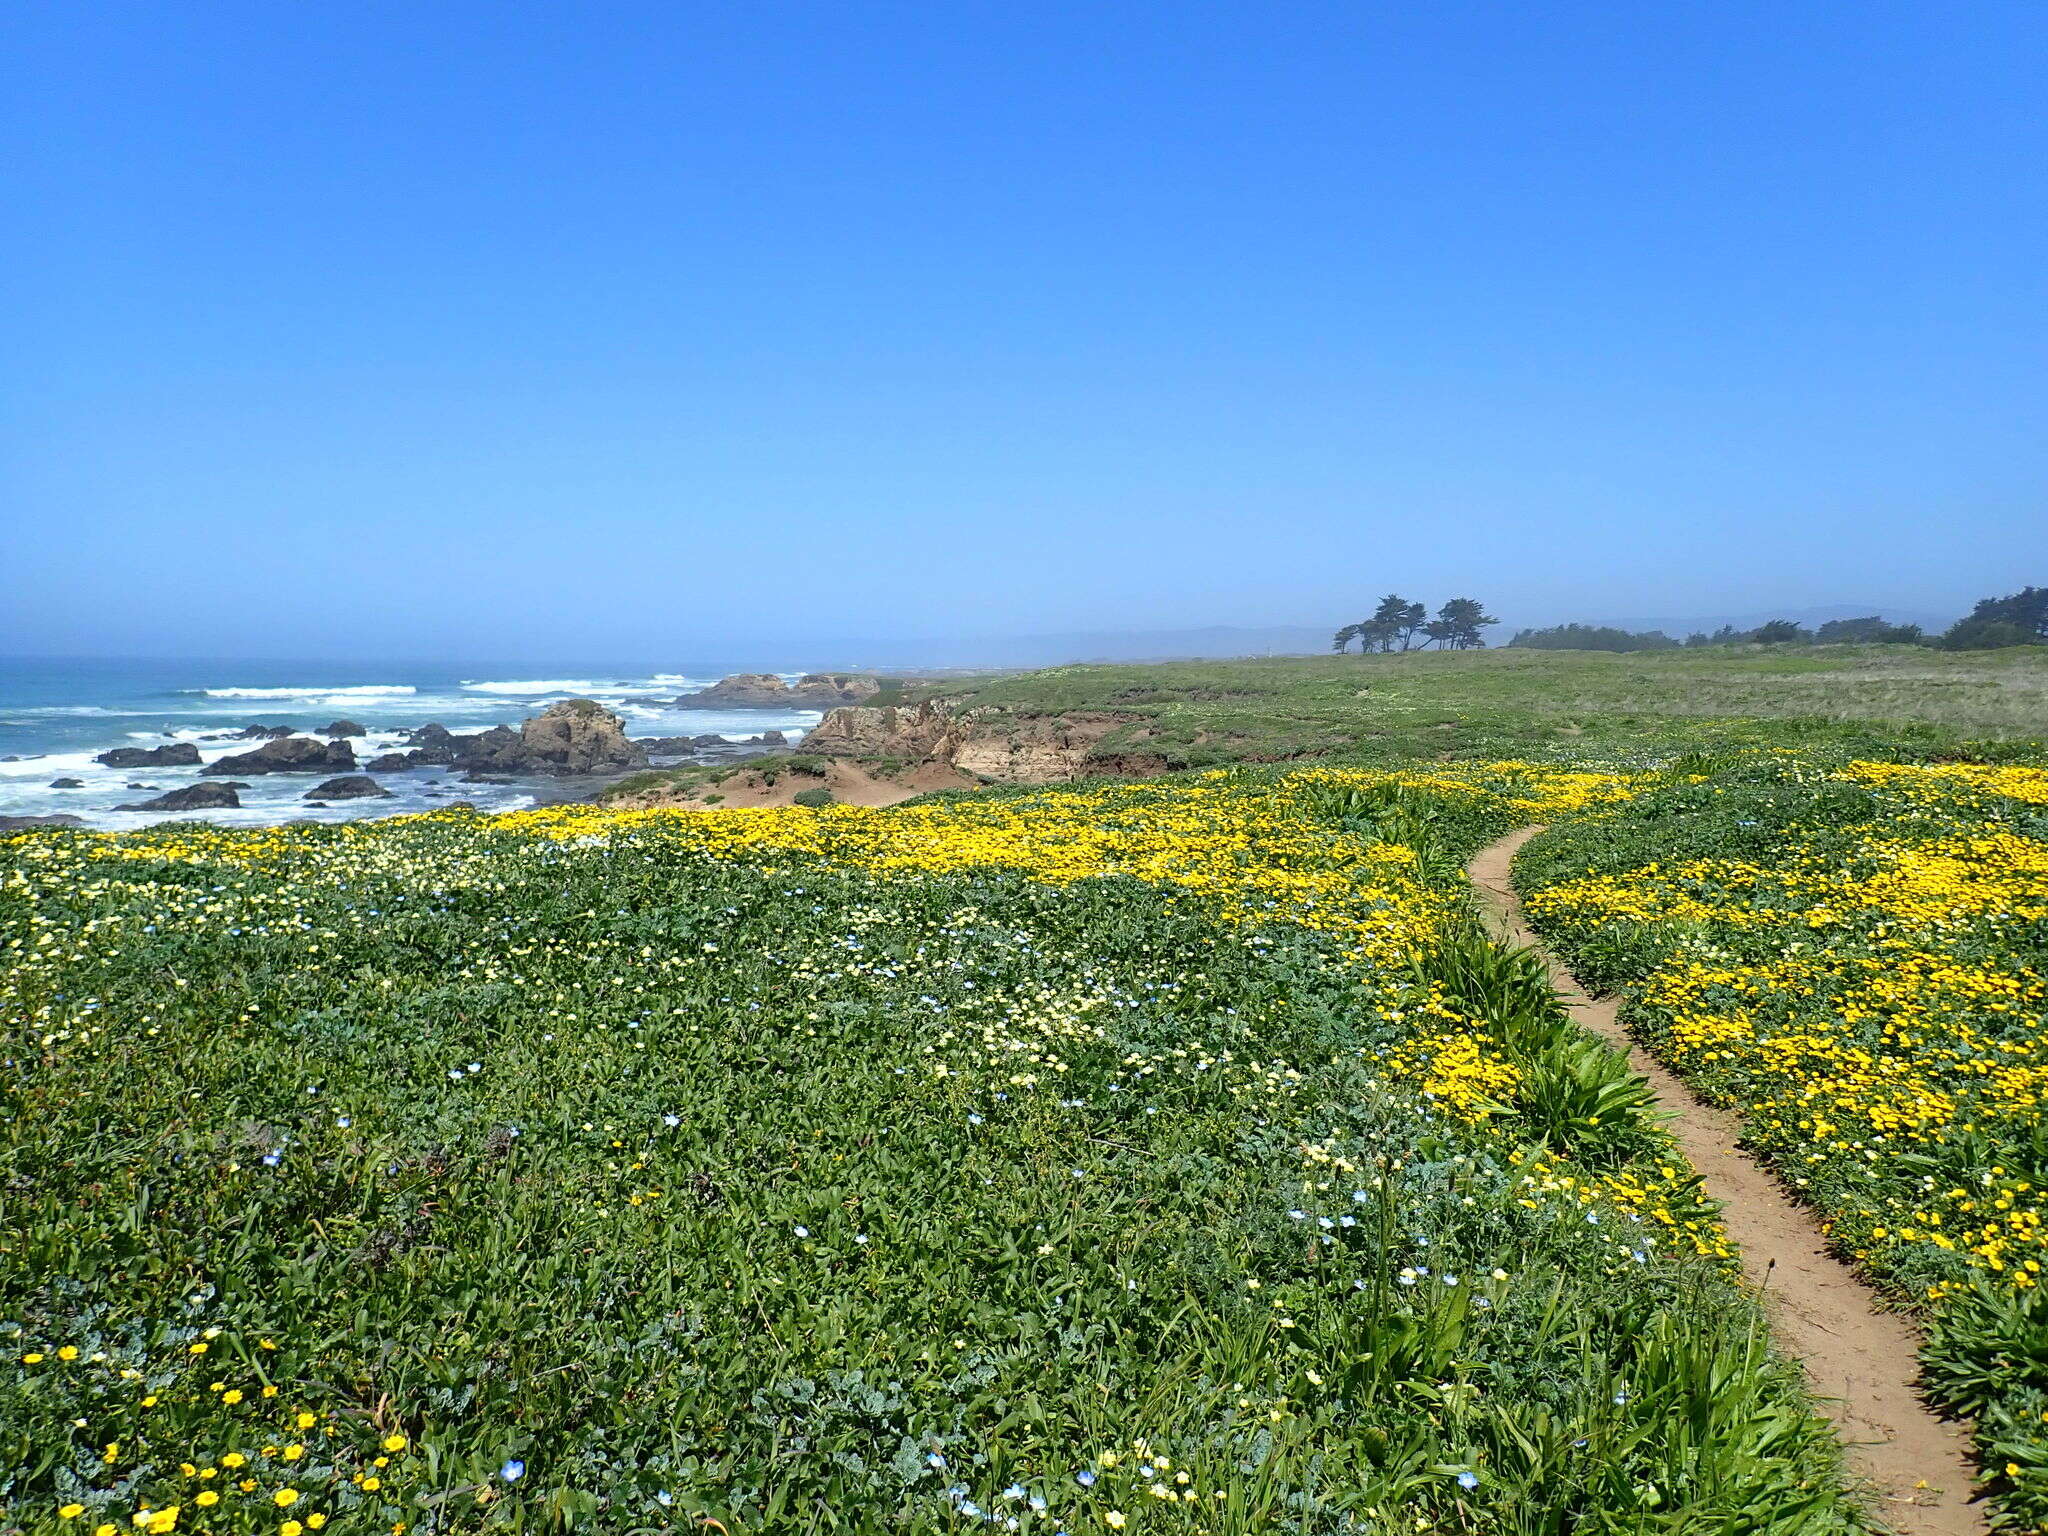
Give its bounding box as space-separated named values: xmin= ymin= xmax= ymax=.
xmin=452 ymin=699 xmax=646 ymax=777
xmin=96 ymin=743 xmax=203 ymax=768
xmin=675 ymin=672 xmax=890 ymax=708
xmin=303 ymin=775 xmax=392 ymax=801
xmin=800 ymin=703 xmax=1149 ymax=784
xmin=752 ymin=730 xmax=786 ymax=745
xmin=320 ymin=719 xmax=367 ymax=738
xmin=118 ymin=782 xmax=241 ymax=812
xmin=405 ymin=724 xmax=456 ymax=747
xmin=234 ymin=724 xmax=294 ymax=739
xmin=364 ymin=752 xmax=415 ymax=772
xmin=49 ymin=777 xmax=85 ymax=788
xmin=0 ymin=813 xmax=87 ymax=830
xmin=632 ymin=736 xmax=702 ymax=757
xmin=202 ymin=736 xmax=357 ymax=776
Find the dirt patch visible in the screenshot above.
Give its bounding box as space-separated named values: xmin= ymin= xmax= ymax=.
xmin=604 ymin=759 xmax=976 ymax=811
xmin=1469 ymin=827 xmax=1985 ymax=1536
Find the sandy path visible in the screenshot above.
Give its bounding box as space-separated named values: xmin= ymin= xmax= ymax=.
xmin=1468 ymin=826 xmax=1984 ymax=1536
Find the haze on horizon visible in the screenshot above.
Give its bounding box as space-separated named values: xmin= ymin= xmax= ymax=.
xmin=6 ymin=2 xmax=2043 ymax=666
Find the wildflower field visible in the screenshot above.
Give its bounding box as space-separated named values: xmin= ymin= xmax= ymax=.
xmin=3 ymin=768 xmax=1861 ymax=1536
xmin=1517 ymin=756 xmax=2048 ymax=1521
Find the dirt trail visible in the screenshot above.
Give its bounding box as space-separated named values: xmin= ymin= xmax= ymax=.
xmin=1468 ymin=826 xmax=1985 ymax=1536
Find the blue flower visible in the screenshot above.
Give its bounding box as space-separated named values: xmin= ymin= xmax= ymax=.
xmin=500 ymin=1458 xmax=526 ymax=1482
xmin=1075 ymin=1470 xmax=1097 ymax=1487
xmin=1457 ymin=1470 xmax=1479 ymax=1490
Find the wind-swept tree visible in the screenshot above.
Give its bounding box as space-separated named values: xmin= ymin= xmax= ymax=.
xmin=1432 ymin=597 xmax=1498 ymax=649
xmin=1337 ymin=594 xmax=1493 ymax=652
xmin=1942 ymin=585 xmax=2047 ymax=649
xmin=1752 ymin=620 xmax=1808 ymax=644
xmin=1368 ymin=593 xmax=1427 ymax=651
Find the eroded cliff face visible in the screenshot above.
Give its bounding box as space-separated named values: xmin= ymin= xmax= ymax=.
xmin=800 ymin=703 xmax=1160 ymax=784
xmin=800 ymin=701 xmax=957 ymax=758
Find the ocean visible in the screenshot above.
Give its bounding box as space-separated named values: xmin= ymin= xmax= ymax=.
xmin=0 ymin=657 xmax=825 ymax=829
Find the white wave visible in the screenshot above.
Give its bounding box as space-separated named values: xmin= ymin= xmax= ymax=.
xmin=198 ymin=684 xmax=417 ymax=700
xmin=462 ymin=677 xmax=693 ymax=697
xmin=0 ymin=750 xmax=106 ymax=779
xmin=460 ymin=679 xmax=611 ymax=695
xmin=13 ymin=705 xmax=139 ymax=716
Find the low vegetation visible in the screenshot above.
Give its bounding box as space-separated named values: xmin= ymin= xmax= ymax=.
xmin=1518 ymin=754 xmax=2048 ymax=1520
xmin=6 ymin=644 xmax=2047 ymax=1533
xmin=911 ymin=644 xmax=2048 ymax=773
xmin=5 ymin=767 xmax=1866 ymax=1534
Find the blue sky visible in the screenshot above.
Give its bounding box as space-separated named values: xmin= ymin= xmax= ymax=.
xmin=7 ymin=1 xmax=2043 ymax=660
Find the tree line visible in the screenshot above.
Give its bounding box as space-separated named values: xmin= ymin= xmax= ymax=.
xmin=1505 ymin=586 xmax=2045 ymax=654
xmin=1333 ymin=595 xmax=1497 ymax=653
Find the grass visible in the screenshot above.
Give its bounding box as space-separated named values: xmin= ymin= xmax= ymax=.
xmin=909 ymin=644 xmax=2048 ymax=769
xmin=2 ymin=769 xmax=1862 ymax=1535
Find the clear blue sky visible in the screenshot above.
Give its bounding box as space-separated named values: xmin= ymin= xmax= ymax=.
xmin=7 ymin=1 xmax=2044 ymax=660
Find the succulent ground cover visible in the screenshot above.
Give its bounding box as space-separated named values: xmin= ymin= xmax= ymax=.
xmin=1 ymin=768 xmax=1861 ymax=1535
xmin=1517 ymin=756 xmax=2048 ymax=1523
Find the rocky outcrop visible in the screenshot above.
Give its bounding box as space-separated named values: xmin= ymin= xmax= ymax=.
xmin=800 ymin=703 xmax=1150 ymax=784
xmin=304 ymin=775 xmax=392 ymax=800
xmin=320 ymin=719 xmax=367 ymax=737
xmin=363 ymin=752 xmax=418 ymax=772
xmin=202 ymin=736 xmax=357 ymax=776
xmin=676 ymin=672 xmax=889 ymax=708
xmin=49 ymin=777 xmax=84 ymax=789
xmin=453 ymin=699 xmax=646 ymax=777
xmin=801 ymin=701 xmax=959 ymax=759
xmin=406 ymin=724 xmax=456 ymax=747
xmin=233 ymin=724 xmax=294 ymax=739
xmin=118 ymin=782 xmax=241 ymax=812
xmin=0 ymin=813 xmax=86 ymax=831
xmin=96 ymin=743 xmax=203 ymax=768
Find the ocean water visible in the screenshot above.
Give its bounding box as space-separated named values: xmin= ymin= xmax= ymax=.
xmin=0 ymin=657 xmax=823 ymax=829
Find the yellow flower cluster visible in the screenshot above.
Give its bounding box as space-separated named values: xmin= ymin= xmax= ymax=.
xmin=1526 ymin=760 xmax=2048 ymax=1291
